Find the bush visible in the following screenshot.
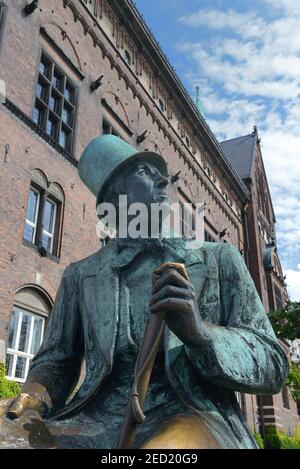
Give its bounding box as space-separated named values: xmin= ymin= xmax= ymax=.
xmin=265 ymin=425 xmax=300 ymax=449
xmin=0 ymin=363 xmax=21 ymax=398
xmin=265 ymin=426 xmax=282 ymax=449
xmin=253 ymin=432 xmax=264 ymax=449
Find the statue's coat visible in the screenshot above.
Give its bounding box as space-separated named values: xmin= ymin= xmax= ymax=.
xmin=25 ymin=239 xmax=289 ymax=448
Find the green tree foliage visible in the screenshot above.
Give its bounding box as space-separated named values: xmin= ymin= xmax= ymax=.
xmin=253 ymin=432 xmax=264 ymax=449
xmin=269 ymin=301 xmax=300 ymax=401
xmin=0 ymin=363 xmax=21 ymax=398
xmin=286 ymin=363 xmax=300 ymax=401
xmin=265 ymin=425 xmax=300 ymax=449
xmin=269 ymin=301 xmax=300 ymax=341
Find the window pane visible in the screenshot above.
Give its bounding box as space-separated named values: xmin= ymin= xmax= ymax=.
xmin=39 ymin=56 xmax=51 ymax=79
xmin=6 ymin=307 xmax=46 ymax=382
xmin=18 ymin=313 xmax=30 ymax=353
xmin=33 ymin=106 xmax=44 ymax=126
xmin=52 ymin=69 xmax=63 ymax=90
xmin=62 ymin=106 xmax=72 ymax=126
xmin=43 ymin=199 xmax=56 ymax=234
xmin=7 ymin=309 xmax=18 ymax=349
xmin=124 ymin=50 xmax=131 ymax=65
xmin=24 ymin=223 xmax=35 ymax=244
xmin=6 ymin=353 xmax=14 ymax=377
xmin=42 ymin=233 xmax=52 ymax=252
xmin=112 ymin=129 xmax=120 ymax=137
xmin=39 ymin=61 xmax=47 ymax=76
xmin=49 ymin=94 xmax=61 ymax=115
xmin=15 ymin=356 xmax=27 ymax=380
xmin=36 ymin=80 xmax=48 ymax=102
xmin=26 ymin=189 xmax=39 ymax=223
xmin=64 ymin=83 xmax=74 ymax=103
xmin=59 ymin=128 xmax=71 ymax=150
xmin=46 ymin=117 xmax=57 ymax=138
xmin=30 ymin=317 xmax=43 ymax=355
xmin=59 ymin=129 xmax=66 ymax=148
xmin=102 ymin=120 xmax=111 ymax=135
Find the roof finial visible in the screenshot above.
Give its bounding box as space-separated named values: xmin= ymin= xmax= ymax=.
xmin=252 ymin=125 xmax=258 ymax=135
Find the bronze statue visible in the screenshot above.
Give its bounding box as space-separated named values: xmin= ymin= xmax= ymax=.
xmin=0 ymin=135 xmax=289 ymax=449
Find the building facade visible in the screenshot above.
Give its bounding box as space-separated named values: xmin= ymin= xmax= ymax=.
xmin=220 ymin=131 xmax=299 ymax=436
xmin=0 ymin=0 xmax=298 ymax=438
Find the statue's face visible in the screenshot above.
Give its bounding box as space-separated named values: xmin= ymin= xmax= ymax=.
xmin=123 ymin=161 xmax=169 ymax=207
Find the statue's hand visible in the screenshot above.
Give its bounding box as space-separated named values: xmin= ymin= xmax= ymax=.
xmin=0 ymin=396 xmax=58 ymax=449
xmin=150 ymin=262 xmax=206 ymax=347
xmin=7 ymin=392 xmax=43 ymax=419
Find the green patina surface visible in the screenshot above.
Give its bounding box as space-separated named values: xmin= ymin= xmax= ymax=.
xmin=22 ymin=237 xmax=289 ymax=449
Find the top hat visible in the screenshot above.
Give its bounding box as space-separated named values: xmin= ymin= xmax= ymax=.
xmin=78 ymin=135 xmax=168 ymax=206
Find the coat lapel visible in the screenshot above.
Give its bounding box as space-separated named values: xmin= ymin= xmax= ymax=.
xmin=80 ymin=242 xmax=119 ymax=369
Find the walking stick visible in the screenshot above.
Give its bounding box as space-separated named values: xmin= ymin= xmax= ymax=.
xmin=117 ymin=262 xmax=188 ymax=449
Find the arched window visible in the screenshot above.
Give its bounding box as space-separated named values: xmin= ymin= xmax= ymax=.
xmin=23 ymin=170 xmax=65 ymax=258
xmin=158 ymin=99 xmax=165 ymax=113
xmin=124 ymin=50 xmax=131 ymax=66
xmin=6 ymin=286 xmax=52 ymax=383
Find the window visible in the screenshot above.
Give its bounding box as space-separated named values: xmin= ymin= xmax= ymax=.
xmin=6 ymin=307 xmax=45 ymax=383
xmin=124 ymin=50 xmax=132 ymax=66
xmin=6 ymin=287 xmax=52 ymax=383
xmin=274 ymin=284 xmax=284 ymax=310
xmin=102 ymin=119 xmax=120 ymax=137
xmin=158 ymin=99 xmax=165 ymax=113
xmin=0 ymin=1 xmax=7 ymax=47
xmin=179 ymin=200 xmax=195 ymax=239
xmin=33 ymin=51 xmax=77 ymax=154
xmin=205 ymin=230 xmax=217 ymax=243
xmin=24 ymin=187 xmax=40 ymax=245
xmin=24 ymin=185 xmax=60 ymax=256
xmin=282 ymin=386 xmax=290 ymax=409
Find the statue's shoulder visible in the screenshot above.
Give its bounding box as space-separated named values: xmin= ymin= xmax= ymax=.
xmin=187 ymin=241 xmax=241 ymax=266
xmin=183 ymin=240 xmax=224 ymax=257
xmin=65 ymin=249 xmax=103 ymax=277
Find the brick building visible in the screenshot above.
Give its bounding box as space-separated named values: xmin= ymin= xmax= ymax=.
xmin=0 ymin=0 xmax=298 ymax=439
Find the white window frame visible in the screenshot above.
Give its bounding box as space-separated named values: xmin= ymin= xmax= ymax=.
xmin=24 ymin=187 xmax=58 ymax=255
xmin=6 ymin=307 xmax=45 ymax=383
xmin=42 ymin=198 xmax=57 ymax=255
xmin=24 ymin=187 xmax=40 ymax=245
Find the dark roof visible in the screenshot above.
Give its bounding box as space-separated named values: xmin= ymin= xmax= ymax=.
xmin=219 ymin=133 xmax=257 ymax=180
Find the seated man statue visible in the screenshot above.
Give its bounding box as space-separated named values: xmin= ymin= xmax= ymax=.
xmin=0 ymin=135 xmax=288 ymax=449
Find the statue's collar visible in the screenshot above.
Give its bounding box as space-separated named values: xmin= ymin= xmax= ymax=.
xmin=84 ymin=237 xmax=205 ymax=276
xmin=109 ymin=237 xmax=205 ymax=270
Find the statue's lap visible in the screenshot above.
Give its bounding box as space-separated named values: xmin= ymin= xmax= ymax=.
xmin=140 ymin=414 xmax=221 ymax=449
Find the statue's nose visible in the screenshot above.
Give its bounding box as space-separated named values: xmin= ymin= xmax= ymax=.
xmin=155 ymin=175 xmax=169 ymax=188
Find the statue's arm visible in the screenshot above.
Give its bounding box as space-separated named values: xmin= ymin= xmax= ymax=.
xmin=17 ymin=263 xmax=84 ymax=417
xmin=184 ymin=244 xmax=289 ymax=395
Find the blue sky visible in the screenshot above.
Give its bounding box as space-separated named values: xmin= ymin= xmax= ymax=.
xmin=134 ymin=0 xmax=300 ymax=301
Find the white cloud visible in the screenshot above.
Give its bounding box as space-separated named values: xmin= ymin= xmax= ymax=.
xmin=284 ymin=269 xmax=300 ymax=301
xmin=179 ymin=9 xmax=266 ymax=38
xmin=177 ymin=3 xmax=300 ymax=277
xmin=265 ymin=0 xmax=300 ymax=17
